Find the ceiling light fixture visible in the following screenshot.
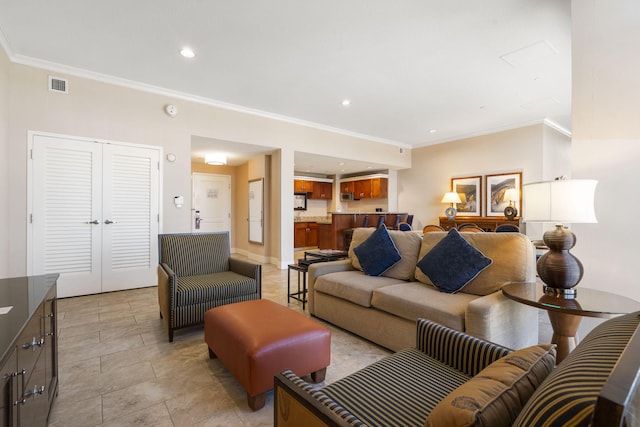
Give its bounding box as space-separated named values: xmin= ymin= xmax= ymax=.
xmin=205 ymin=153 xmax=227 ymax=165
xmin=341 ymin=99 xmax=351 ymax=106
xmin=180 ymin=47 xmax=196 ymax=58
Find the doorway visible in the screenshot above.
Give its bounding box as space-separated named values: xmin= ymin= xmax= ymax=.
xmin=191 ymin=173 xmax=231 ymax=233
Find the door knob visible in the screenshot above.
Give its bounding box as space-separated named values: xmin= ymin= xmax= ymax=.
xmin=104 ymin=219 xmax=116 ymax=224
xmin=85 ymin=220 xmax=99 ymax=224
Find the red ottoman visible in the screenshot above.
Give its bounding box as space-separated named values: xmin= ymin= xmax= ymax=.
xmin=204 ymin=299 xmax=331 ymax=410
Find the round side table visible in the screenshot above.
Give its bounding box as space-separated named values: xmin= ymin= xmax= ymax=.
xmin=502 ymin=282 xmax=640 ymax=363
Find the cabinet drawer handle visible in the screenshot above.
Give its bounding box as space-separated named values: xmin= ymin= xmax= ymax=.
xmin=21 ymin=337 xmax=45 ymax=350
xmin=15 ymin=385 xmax=45 ymax=405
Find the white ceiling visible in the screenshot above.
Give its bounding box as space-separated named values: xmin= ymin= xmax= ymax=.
xmin=0 ymin=0 xmax=572 ymax=174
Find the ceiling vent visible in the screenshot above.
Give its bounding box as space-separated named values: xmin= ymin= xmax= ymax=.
xmin=48 ymin=76 xmax=68 ymax=94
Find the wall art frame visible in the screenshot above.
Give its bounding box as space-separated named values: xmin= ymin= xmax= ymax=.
xmin=451 ymin=176 xmax=482 ymax=216
xmin=485 ymin=172 xmax=522 ymax=217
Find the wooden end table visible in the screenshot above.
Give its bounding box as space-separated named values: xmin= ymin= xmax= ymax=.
xmin=502 ymin=282 xmax=640 ymax=363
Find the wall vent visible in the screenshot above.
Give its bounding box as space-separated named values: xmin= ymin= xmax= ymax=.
xmin=48 ymin=76 xmax=69 ymax=94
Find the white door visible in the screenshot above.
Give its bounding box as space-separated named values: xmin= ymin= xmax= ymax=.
xmin=101 ymin=144 xmax=159 ymax=292
xmin=31 ymin=135 xmax=103 ymax=296
xmin=30 ymin=133 xmax=160 ymax=297
xmin=192 ymin=173 xmax=231 ymax=233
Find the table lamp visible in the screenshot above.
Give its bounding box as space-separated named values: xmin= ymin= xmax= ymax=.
xmin=522 ymin=178 xmax=597 ymax=297
xmin=441 ymin=192 xmax=462 ymax=220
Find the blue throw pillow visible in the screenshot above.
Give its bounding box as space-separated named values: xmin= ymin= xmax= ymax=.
xmin=417 ymin=229 xmax=492 ymax=293
xmin=353 ymin=224 xmax=402 ymax=276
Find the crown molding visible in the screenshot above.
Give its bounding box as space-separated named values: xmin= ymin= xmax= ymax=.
xmin=8 ymin=53 xmax=412 ymax=149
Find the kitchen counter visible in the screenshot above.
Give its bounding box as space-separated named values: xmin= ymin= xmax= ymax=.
xmin=294 ymin=216 xmax=332 ymax=224
xmin=320 ymin=212 xmax=409 ymax=250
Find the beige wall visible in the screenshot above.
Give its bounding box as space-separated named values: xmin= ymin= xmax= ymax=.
xmin=398 ymin=124 xmax=571 ymax=232
xmin=0 ymin=47 xmax=8 ymax=274
xmin=0 ymin=59 xmax=410 ymax=277
xmin=571 ymin=0 xmax=640 ymax=303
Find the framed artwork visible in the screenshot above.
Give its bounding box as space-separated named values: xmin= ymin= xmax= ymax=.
xmin=451 ymin=176 xmax=482 ymax=216
xmin=485 ymin=172 xmax=522 ymax=217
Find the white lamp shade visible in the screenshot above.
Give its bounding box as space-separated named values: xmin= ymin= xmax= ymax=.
xmin=205 ymin=153 xmax=227 ymax=165
xmin=522 ymin=179 xmax=598 ymax=223
xmin=441 ymin=192 xmax=462 ymax=204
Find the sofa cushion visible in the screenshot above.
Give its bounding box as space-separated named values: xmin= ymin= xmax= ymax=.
xmin=176 ymin=271 xmax=259 ymax=305
xmin=314 ymin=271 xmax=404 ymax=307
xmin=425 ymin=344 xmax=556 ymax=427
xmin=322 ymin=348 xmax=471 ymax=427
xmin=371 ymin=282 xmax=476 ymax=332
xmin=416 ymin=229 xmax=492 ymax=293
xmin=513 ymin=312 xmax=640 ymax=427
xmin=353 ymin=224 xmax=402 ymax=276
xmin=349 ymin=226 xmax=422 ymax=280
xmin=416 ymin=231 xmax=534 ymax=296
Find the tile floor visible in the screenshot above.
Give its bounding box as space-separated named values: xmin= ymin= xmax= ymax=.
xmin=48 ymin=259 xmax=554 ymax=427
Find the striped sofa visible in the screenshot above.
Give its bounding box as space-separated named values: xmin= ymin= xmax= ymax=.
xmin=275 ymin=313 xmax=640 ymax=427
xmin=157 ymin=232 xmax=261 ymax=342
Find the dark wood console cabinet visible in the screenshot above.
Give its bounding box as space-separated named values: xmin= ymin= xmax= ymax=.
xmin=0 ymin=274 xmax=58 ymax=427
xmin=439 ymin=216 xmax=521 ymax=232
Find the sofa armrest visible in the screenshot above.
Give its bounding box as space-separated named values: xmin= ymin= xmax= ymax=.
xmin=416 ymin=318 xmax=511 ymax=377
xmin=274 ymin=370 xmax=365 ymax=427
xmin=157 ymin=263 xmax=176 ymax=321
xmin=229 ymin=257 xmax=262 ymax=297
xmin=465 ymin=290 xmax=539 ymax=350
xmin=308 ymin=259 xmax=354 ymax=314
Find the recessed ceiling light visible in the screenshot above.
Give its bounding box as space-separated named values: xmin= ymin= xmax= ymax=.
xmin=429 ymin=129 xmax=437 ymax=134
xmin=338 ymin=162 xmax=345 ymax=166
xmin=341 ymin=99 xmax=351 ymax=106
xmin=205 ymin=153 xmax=226 ymax=165
xmin=180 ymin=47 xmax=196 ymax=58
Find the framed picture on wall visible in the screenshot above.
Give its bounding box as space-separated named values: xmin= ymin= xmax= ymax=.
xmin=451 ymin=176 xmax=482 ymax=216
xmin=485 ymin=172 xmax=522 ymax=217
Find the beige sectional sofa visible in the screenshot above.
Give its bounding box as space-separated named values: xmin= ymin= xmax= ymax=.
xmin=308 ymin=227 xmax=538 ymax=351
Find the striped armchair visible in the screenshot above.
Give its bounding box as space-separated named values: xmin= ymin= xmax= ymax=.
xmin=157 ymin=232 xmax=261 ymax=342
xmin=275 ymin=314 xmax=640 ymax=427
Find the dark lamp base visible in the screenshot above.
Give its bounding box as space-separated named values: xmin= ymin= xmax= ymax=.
xmin=537 ymin=224 xmax=584 ymax=293
xmin=445 ymin=207 xmax=457 ymax=220
xmin=543 ymin=285 xmax=578 ymax=299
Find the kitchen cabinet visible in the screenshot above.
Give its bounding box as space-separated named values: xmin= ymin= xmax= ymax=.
xmin=310 ymin=181 xmax=332 ymax=200
xmin=0 ymin=274 xmax=58 ymax=427
xmin=352 ymin=178 xmax=388 ymax=199
xmin=294 ymin=180 xmax=314 ymax=193
xmin=340 ymin=181 xmax=354 ymax=193
xmin=370 ymin=178 xmax=388 ymax=198
xmin=294 ymin=222 xmax=319 ymax=248
xmin=354 ymin=179 xmax=371 ymax=199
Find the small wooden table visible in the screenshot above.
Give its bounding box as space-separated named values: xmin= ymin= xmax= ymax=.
xmin=502 ymin=282 xmax=640 ymax=363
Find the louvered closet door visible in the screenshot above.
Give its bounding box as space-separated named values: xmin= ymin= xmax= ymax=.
xmin=31 ymin=134 xmax=160 ymax=297
xmin=31 ymin=135 xmax=103 ymax=297
xmin=101 ymin=144 xmax=159 ymax=292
